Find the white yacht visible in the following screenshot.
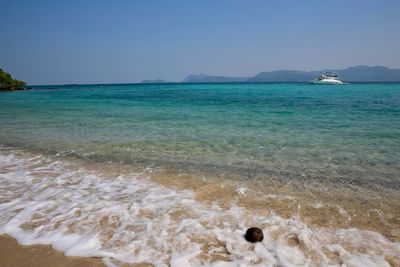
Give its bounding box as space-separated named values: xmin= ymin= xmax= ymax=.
xmin=311 ymin=73 xmax=344 ymax=84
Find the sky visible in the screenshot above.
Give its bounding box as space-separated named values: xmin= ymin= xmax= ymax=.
xmin=1 ymin=0 xmax=400 ymax=85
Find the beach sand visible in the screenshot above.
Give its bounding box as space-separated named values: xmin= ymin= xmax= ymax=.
xmin=0 ymin=234 xmax=105 ymax=267
xmin=0 ymin=235 xmax=157 ymax=267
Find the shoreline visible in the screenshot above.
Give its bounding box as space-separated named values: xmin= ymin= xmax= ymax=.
xmin=0 ymin=234 xmax=155 ymax=267
xmin=2 ymin=144 xmax=399 ymax=240
xmin=0 ymin=234 xmax=105 ymax=267
xmin=1 ymin=147 xmax=399 ymax=266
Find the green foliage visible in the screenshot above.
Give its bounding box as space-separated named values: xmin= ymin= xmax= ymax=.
xmin=0 ymin=68 xmax=26 ymax=90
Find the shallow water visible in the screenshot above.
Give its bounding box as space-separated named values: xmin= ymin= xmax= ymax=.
xmin=0 ymin=83 xmax=399 ymax=266
xmin=0 ymin=148 xmax=399 ymax=266
xmin=1 ymin=83 xmax=399 ymax=189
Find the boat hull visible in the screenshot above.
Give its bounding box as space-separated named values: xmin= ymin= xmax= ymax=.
xmin=311 ymin=79 xmax=344 ymax=85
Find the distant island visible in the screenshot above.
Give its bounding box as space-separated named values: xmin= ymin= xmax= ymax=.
xmin=178 ymin=66 xmax=400 ymax=83
xmin=183 ymin=74 xmax=248 ymax=83
xmin=140 ymin=79 xmax=171 ymax=84
xmin=0 ymin=68 xmax=26 ymax=90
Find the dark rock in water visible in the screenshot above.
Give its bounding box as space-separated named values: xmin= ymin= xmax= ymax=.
xmin=245 ymin=227 xmax=264 ymax=243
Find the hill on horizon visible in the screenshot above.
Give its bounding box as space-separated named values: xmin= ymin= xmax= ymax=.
xmin=182 ymin=66 xmax=400 ymax=83
xmin=140 ymin=79 xmax=171 ymax=84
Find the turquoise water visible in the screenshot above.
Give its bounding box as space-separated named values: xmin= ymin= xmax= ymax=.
xmin=1 ymin=83 xmax=400 ymax=266
xmin=1 ymin=83 xmax=400 ymax=190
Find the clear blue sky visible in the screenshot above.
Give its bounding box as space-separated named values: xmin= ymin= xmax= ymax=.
xmin=1 ymin=0 xmax=400 ymax=84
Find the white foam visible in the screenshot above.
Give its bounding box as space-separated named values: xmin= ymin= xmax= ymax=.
xmin=0 ymin=150 xmax=398 ymax=266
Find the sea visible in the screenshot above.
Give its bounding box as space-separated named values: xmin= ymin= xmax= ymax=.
xmin=0 ymin=83 xmax=399 ymax=266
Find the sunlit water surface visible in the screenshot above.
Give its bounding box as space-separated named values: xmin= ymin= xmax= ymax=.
xmin=0 ymin=83 xmax=399 ymax=266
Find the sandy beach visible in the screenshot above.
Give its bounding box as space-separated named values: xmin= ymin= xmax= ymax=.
xmin=0 ymin=234 xmax=104 ymax=267
xmin=0 ymin=235 xmax=159 ymax=267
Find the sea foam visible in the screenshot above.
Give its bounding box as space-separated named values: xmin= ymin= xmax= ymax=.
xmin=0 ymin=149 xmax=398 ymax=266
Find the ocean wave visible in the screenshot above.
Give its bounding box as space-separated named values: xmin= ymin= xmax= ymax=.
xmin=0 ymin=149 xmax=398 ymax=266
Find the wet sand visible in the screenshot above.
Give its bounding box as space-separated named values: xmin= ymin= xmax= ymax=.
xmin=0 ymin=234 xmax=105 ymax=267
xmin=0 ymin=235 xmax=155 ymax=267
xmin=150 ymin=168 xmax=400 ymax=242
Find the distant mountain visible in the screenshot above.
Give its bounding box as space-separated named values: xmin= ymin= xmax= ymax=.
xmin=247 ymin=70 xmax=314 ymax=82
xmin=141 ymin=79 xmax=171 ymax=84
xmin=183 ymin=74 xmax=248 ymax=83
xmin=335 ymin=66 xmax=400 ymax=82
xmin=182 ymin=66 xmax=400 ymax=83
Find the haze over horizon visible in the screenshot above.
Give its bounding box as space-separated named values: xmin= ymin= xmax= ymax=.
xmin=1 ymin=0 xmax=400 ymax=85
